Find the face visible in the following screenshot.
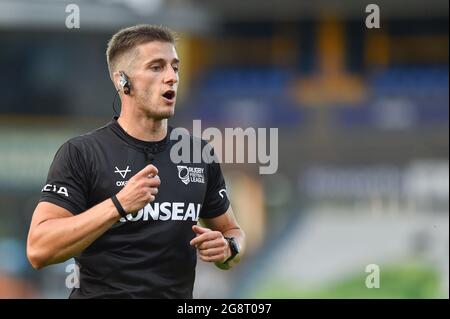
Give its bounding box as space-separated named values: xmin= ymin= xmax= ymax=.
xmin=126 ymin=41 xmax=179 ymax=120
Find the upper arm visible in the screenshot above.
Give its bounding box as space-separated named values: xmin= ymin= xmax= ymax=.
xmin=200 ymin=151 xmax=230 ymax=219
xmin=200 ymin=206 xmax=240 ymax=234
xmin=29 ymin=202 xmax=73 ymax=235
xmin=27 ymin=201 xmax=78 ymax=269
xmin=39 ymin=140 xmax=90 ymax=215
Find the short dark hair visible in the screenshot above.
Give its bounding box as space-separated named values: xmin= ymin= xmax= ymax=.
xmin=106 ymin=24 xmax=176 ymax=77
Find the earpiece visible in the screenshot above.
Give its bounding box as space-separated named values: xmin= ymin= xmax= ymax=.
xmin=119 ymin=71 xmax=131 ymax=95
xmin=112 ymin=71 xmax=131 ymax=116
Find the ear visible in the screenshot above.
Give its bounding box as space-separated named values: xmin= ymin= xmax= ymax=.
xmin=112 ymin=71 xmax=121 ymax=91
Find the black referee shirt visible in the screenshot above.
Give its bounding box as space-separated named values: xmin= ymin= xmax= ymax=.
xmin=39 ymin=117 xmax=230 ymax=299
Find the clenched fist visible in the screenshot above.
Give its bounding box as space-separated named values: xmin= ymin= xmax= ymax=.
xmin=115 ymin=164 xmax=160 ymax=215
xmin=190 ymin=225 xmax=230 ymax=263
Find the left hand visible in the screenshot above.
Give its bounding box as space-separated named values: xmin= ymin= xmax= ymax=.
xmin=190 ymin=225 xmax=230 ymax=263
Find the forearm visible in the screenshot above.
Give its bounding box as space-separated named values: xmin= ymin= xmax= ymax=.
xmin=28 ymin=199 xmax=120 ymax=268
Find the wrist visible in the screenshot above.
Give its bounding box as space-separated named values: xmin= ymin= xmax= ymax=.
xmin=111 ymin=194 xmax=128 ymax=219
xmin=115 ymin=193 xmax=129 ymax=212
xmin=105 ymin=197 xmax=122 ymax=221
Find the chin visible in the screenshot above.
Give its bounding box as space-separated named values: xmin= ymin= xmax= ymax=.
xmin=141 ymin=105 xmax=175 ymax=120
xmin=153 ymin=110 xmax=175 ymax=120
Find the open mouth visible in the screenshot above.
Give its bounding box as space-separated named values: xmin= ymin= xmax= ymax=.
xmin=162 ymin=90 xmax=176 ymax=100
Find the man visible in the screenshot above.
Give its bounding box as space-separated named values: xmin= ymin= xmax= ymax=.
xmin=26 ymin=24 xmax=245 ymax=299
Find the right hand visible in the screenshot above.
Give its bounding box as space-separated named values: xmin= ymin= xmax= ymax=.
xmin=115 ymin=164 xmax=160 ymax=215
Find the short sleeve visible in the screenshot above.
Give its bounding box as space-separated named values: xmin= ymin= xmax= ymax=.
xmin=200 ymin=152 xmax=230 ymax=219
xmin=39 ymin=141 xmax=89 ymax=215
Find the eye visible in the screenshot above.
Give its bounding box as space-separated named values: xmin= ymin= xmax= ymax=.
xmin=172 ymin=65 xmax=179 ymax=73
xmin=150 ymin=65 xmax=162 ymax=72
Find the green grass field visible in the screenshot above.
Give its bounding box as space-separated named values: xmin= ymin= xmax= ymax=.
xmin=250 ymin=263 xmax=446 ymax=299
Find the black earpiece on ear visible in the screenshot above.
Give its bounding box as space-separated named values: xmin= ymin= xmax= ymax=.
xmin=119 ymin=71 xmax=131 ymax=95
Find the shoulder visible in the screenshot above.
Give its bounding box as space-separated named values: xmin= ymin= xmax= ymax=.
xmin=62 ymin=123 xmax=111 ymax=154
xmin=50 ymin=124 xmax=112 ymax=172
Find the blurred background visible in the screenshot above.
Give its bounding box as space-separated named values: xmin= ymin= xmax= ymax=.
xmin=0 ymin=0 xmax=448 ymax=298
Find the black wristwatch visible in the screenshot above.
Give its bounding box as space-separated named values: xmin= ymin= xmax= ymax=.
xmin=224 ymin=237 xmax=240 ymax=264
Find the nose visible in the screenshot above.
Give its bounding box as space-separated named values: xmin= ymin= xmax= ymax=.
xmin=164 ymin=66 xmax=178 ymax=86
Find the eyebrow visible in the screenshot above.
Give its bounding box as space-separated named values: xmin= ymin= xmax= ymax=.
xmin=145 ymin=57 xmax=180 ymax=66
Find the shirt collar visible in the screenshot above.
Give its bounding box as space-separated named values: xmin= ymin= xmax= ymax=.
xmin=109 ymin=116 xmax=171 ymax=154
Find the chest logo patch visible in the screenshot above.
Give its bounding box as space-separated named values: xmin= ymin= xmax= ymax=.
xmin=177 ymin=166 xmax=205 ymax=185
xmin=114 ymin=166 xmax=131 ymax=179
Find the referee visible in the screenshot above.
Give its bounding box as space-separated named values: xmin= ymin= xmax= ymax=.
xmin=26 ymin=24 xmax=245 ymax=299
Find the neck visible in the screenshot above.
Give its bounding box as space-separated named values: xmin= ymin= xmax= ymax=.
xmin=117 ymin=111 xmax=168 ymax=142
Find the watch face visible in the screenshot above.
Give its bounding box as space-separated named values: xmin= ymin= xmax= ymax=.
xmin=224 ymin=237 xmax=239 ymax=264
xmin=229 ymin=238 xmax=240 ymax=255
